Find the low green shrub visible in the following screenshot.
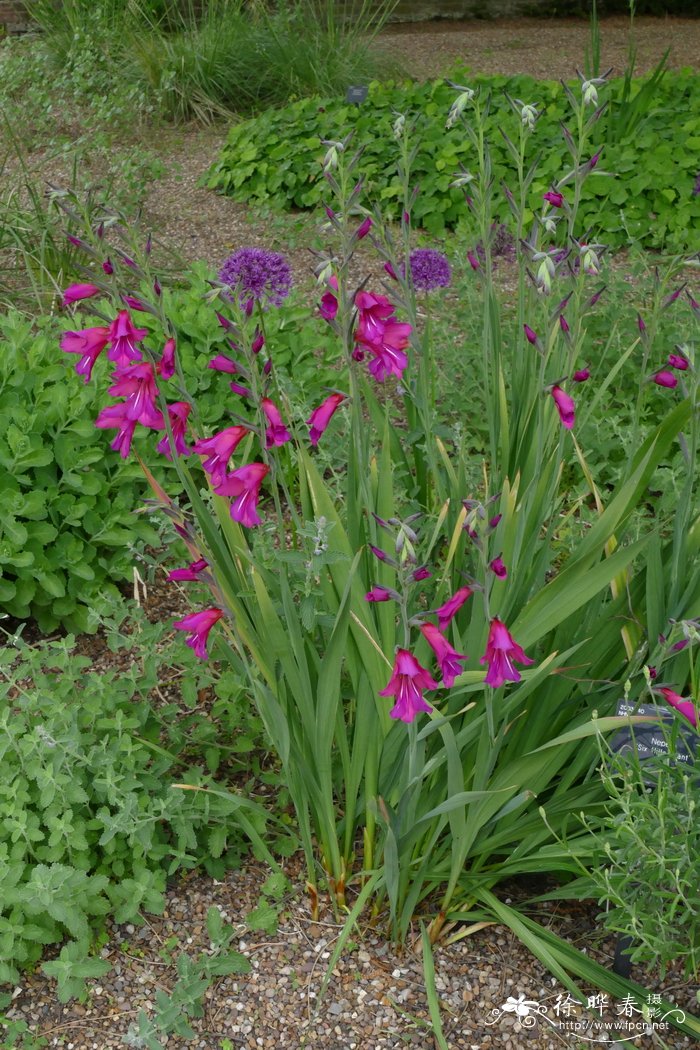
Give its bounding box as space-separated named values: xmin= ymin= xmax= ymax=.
xmin=0 ymin=602 xmax=277 ymax=992
xmin=208 ymin=70 xmax=700 ymax=249
xmin=0 ymin=312 xmax=163 ymax=632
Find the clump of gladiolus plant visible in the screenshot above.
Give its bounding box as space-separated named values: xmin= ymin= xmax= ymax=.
xmin=57 ymin=75 xmax=699 ymax=1020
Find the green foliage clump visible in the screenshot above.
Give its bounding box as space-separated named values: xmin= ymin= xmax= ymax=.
xmin=0 ymin=604 xmax=273 ymax=993
xmin=0 ymin=312 xmax=162 ymax=632
xmin=582 ymin=728 xmax=700 ymax=980
xmin=208 ymin=70 xmax=700 ymax=249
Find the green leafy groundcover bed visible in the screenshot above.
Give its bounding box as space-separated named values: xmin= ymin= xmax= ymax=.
xmin=208 ymin=70 xmax=700 ymax=249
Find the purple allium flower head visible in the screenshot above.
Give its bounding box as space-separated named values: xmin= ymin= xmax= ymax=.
xmin=407 ymin=249 xmax=452 ymax=292
xmin=219 ymin=247 xmax=292 ymax=310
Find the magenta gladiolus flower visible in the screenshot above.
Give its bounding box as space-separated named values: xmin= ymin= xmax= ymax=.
xmin=467 ymin=250 xmax=481 ymax=271
xmin=572 ymin=368 xmax=590 ymax=382
xmin=106 ymin=311 xmax=148 ymax=369
xmin=156 ymin=402 xmax=191 ymax=459
xmin=108 ymin=362 xmax=161 ymax=426
xmin=251 ymin=328 xmax=265 ymax=354
xmin=420 ymin=623 xmax=466 ymax=688
xmin=354 ymin=292 xmax=412 ymax=384
xmin=480 ymin=618 xmax=534 ymax=688
xmin=102 ymin=258 xmax=114 ymax=275
xmin=560 ymin=314 xmax=570 ymax=334
xmin=543 ymin=190 xmax=564 ymax=208
xmin=489 ymin=556 xmax=508 ymax=579
xmin=652 ymin=370 xmax=678 ymax=388
xmin=354 ymin=291 xmax=396 ymax=344
xmin=168 ymin=558 xmax=209 ymax=582
xmin=61 ymin=326 xmax=110 ymax=382
xmin=355 ymin=216 xmax=373 ymax=240
xmin=208 ymin=353 xmax=240 ymax=374
xmin=551 ymin=385 xmax=575 ymax=429
xmin=489 ymin=514 xmax=502 ymax=529
xmin=384 ymin=261 xmax=398 ymax=280
xmin=379 ymin=649 xmax=438 ymax=723
xmin=657 ymin=687 xmax=697 ymax=727
xmin=94 ymin=403 xmax=138 ymax=459
xmin=63 ymin=282 xmax=101 ymax=306
xmin=173 ymin=607 xmax=224 ymax=660
xmin=214 ymin=463 xmax=270 ymax=527
xmin=668 ymin=352 xmax=689 ymax=371
xmin=365 ymin=586 xmax=394 ymax=602
xmin=436 ymin=586 xmax=473 ymax=632
xmin=523 ymin=324 xmax=538 ymax=345
xmin=157 ymin=337 xmax=176 ymax=379
xmin=370 ymin=544 xmax=392 ymax=564
xmin=307 ymin=393 xmax=346 ymax=446
xmin=193 ymin=425 xmax=249 ymax=486
xmin=230 ymin=382 xmax=252 ymax=398
xmin=122 ymin=295 xmax=148 ymax=312
xmin=319 ymin=291 xmax=339 ymax=321
xmin=412 ymin=566 xmax=432 ymax=582
xmin=261 ymin=398 xmax=291 ymax=448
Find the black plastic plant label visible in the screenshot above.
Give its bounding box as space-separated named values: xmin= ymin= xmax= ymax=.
xmin=611 ymin=700 xmax=697 ymax=767
xmin=346 ymin=85 xmax=368 ymax=105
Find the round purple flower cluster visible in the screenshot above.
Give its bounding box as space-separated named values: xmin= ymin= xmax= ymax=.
xmin=408 ymin=249 xmax=451 ymax=292
xmin=219 ymin=247 xmax=292 ymax=310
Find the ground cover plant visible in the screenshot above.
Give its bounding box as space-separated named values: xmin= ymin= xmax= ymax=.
xmin=48 ymin=63 xmax=700 ymax=1039
xmin=0 ymin=601 xmax=279 ymax=996
xmin=208 ymin=68 xmax=700 ymax=248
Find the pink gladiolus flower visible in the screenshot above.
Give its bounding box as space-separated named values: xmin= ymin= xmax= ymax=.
xmin=657 ymin=687 xmax=697 ymax=727
xmin=366 ymin=336 xmax=410 ymax=383
xmin=637 ymin=313 xmax=646 ymax=334
xmin=572 ymin=368 xmax=590 ymax=382
xmin=157 ymin=337 xmax=176 ymax=379
xmin=356 ymin=216 xmax=373 ymax=240
xmin=230 ymin=382 xmax=252 ymax=398
xmin=173 ymin=608 xmax=224 ymax=660
xmin=559 ymin=314 xmax=570 ymax=334
xmin=467 ymin=251 xmax=481 ymax=271
xmin=436 ymin=586 xmax=473 ymax=632
xmin=319 ymin=291 xmax=338 ymax=321
xmin=94 ymin=403 xmax=138 ymax=459
xmin=192 ymin=425 xmax=249 ymax=486
xmin=370 ymin=544 xmax=392 ymax=564
xmin=261 ymin=398 xmax=291 ymax=448
xmin=489 ymin=514 xmax=502 ymax=529
xmin=489 ymin=556 xmax=508 ymax=579
xmin=365 ymin=586 xmax=394 ymax=602
xmin=379 ymin=649 xmax=438 ymax=723
xmin=106 ymin=311 xmax=148 ymax=368
xmin=122 ymin=295 xmax=148 ymax=312
xmin=102 ymin=258 xmax=114 ymax=275
xmin=251 ymin=328 xmax=265 ymax=354
xmin=61 ymin=326 xmax=110 ymax=382
xmin=307 ymin=393 xmax=346 ymax=446
xmin=420 ymin=623 xmax=466 ymax=688
xmin=668 ymin=352 xmax=689 ymax=371
xmin=543 ymin=190 xmax=564 ymax=208
xmin=523 ymin=324 xmax=538 ymax=345
xmin=384 ymin=262 xmax=398 ymax=280
xmin=412 ymin=567 xmax=432 ymax=582
xmin=214 ymin=463 xmax=270 ymax=527
xmin=108 ymin=362 xmax=161 ymax=426
xmin=652 ymin=371 xmax=678 ymax=388
xmin=551 ymin=385 xmax=575 ymax=429
xmin=168 ymin=558 xmax=209 ymax=582
xmin=209 ymin=353 xmax=240 ymax=374
xmin=480 ymin=618 xmax=534 ymax=688
xmin=672 ymin=639 xmax=689 ymax=652
xmin=156 ymin=402 xmax=191 ymax=459
xmin=63 ymin=282 xmax=101 ymax=305
xmin=354 ymin=291 xmax=396 ymax=344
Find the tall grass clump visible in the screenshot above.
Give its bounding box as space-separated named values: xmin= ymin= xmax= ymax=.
xmin=23 ymin=0 xmax=401 ymax=122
